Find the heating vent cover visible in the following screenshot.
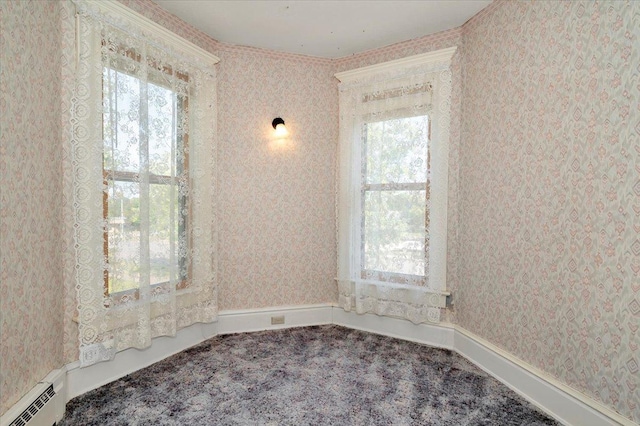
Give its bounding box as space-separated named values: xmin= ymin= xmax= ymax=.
xmin=8 ymin=385 xmax=55 ymax=426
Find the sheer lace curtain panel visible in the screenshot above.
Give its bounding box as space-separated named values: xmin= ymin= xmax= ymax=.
xmin=335 ymin=48 xmax=456 ymax=324
xmin=70 ymin=0 xmax=219 ymax=367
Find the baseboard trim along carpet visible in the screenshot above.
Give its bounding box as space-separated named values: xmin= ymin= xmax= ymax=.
xmin=453 ymin=327 xmax=632 ymax=426
xmin=59 ymin=304 xmax=634 ymax=426
xmin=65 ymin=304 xmax=334 ymax=401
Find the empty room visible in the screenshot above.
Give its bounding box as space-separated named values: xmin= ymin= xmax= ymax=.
xmin=1 ymin=0 xmax=638 ymax=425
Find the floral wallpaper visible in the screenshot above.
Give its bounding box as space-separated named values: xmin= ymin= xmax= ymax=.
xmin=216 ymin=45 xmax=338 ymax=310
xmin=458 ymin=0 xmax=640 ymax=422
xmin=0 ymin=0 xmax=64 ymax=414
xmin=4 ymin=0 xmax=636 ymax=422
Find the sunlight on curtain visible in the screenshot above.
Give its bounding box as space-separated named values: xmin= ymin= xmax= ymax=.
xmin=335 ymin=49 xmax=455 ymax=324
xmin=70 ymin=0 xmax=218 ymax=366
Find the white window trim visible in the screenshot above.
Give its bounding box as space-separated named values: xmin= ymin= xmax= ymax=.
xmin=76 ymin=0 xmax=220 ymax=68
xmin=334 ymin=47 xmax=456 ymax=83
xmin=335 ymin=47 xmax=456 ymax=320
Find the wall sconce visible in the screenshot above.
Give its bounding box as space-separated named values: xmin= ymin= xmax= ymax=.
xmin=272 ymin=117 xmax=288 ymax=137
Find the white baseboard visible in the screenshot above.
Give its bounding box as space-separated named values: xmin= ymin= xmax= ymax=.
xmin=66 ymin=321 xmax=219 ymax=401
xmin=57 ymin=304 xmax=632 ymax=426
xmin=331 ymin=307 xmax=455 ymax=350
xmin=217 ymin=303 xmax=333 ymax=335
xmin=65 ymin=304 xmax=333 ymax=401
xmin=454 ymin=326 xmax=633 ymax=426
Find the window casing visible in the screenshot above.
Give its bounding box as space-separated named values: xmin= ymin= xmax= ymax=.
xmin=335 ymin=47 xmax=455 ymax=324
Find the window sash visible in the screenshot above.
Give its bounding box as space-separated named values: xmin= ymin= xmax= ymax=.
xmin=102 ymin=56 xmax=191 ymax=299
xmin=359 ymin=115 xmax=430 ymax=284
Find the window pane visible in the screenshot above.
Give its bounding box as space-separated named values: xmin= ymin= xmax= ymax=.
xmin=103 ymin=69 xmax=141 ymax=173
xmin=107 ymin=181 xmax=140 ymax=293
xmin=148 ymin=83 xmax=176 ymax=176
xmin=149 ymin=183 xmax=179 ymax=285
xmin=103 ymin=70 xmax=178 ymax=176
xmin=363 ymin=189 xmax=426 ymax=276
xmin=103 ymin=65 xmax=187 ymax=295
xmin=364 ymin=115 xmax=428 ymax=185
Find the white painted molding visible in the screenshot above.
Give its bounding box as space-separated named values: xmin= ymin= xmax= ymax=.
xmin=66 ymin=321 xmax=219 ymax=400
xmin=56 ymin=305 xmax=634 ymax=426
xmin=332 ymin=308 xmax=454 ymax=350
xmin=76 ymin=0 xmax=220 ymax=68
xmin=66 ymin=304 xmax=333 ymax=400
xmin=454 ymin=326 xmax=634 ymax=426
xmin=0 ymin=369 xmax=65 ymax=426
xmin=217 ymin=303 xmax=333 ymax=335
xmin=334 ymin=46 xmax=457 ymax=82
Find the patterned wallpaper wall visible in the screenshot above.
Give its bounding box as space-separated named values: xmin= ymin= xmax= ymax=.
xmin=0 ymin=0 xmax=64 ymax=414
xmin=6 ymin=0 xmax=636 ymax=422
xmin=459 ymin=0 xmax=639 ymax=422
xmin=123 ymin=0 xmax=340 ymax=310
xmin=216 ymin=45 xmax=337 ymax=310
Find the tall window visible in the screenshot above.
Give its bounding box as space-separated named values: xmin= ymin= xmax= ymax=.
xmin=102 ymin=63 xmax=189 ymax=296
xmin=71 ymin=1 xmax=219 ymax=367
xmin=335 ymin=47 xmax=455 ymax=324
xmin=361 ymin=115 xmax=429 ymax=283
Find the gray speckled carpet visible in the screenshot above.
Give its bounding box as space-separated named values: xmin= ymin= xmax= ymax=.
xmin=60 ymin=325 xmax=558 ymax=425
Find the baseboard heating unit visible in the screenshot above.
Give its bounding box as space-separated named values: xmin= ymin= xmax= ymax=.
xmin=0 ymin=370 xmax=65 ymax=426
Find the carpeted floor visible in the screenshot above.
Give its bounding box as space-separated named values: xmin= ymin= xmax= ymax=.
xmin=60 ymin=325 xmax=559 ymax=425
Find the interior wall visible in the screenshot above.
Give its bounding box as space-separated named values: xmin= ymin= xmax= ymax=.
xmin=13 ymin=0 xmax=636 ymax=422
xmin=115 ymin=0 xmax=338 ymax=311
xmin=216 ymin=45 xmax=337 ymax=310
xmin=0 ymin=0 xmax=64 ymax=415
xmin=459 ymin=1 xmax=639 ymax=422
xmin=334 ymin=28 xmax=464 ymax=323
xmin=62 ymin=0 xmax=338 ymax=362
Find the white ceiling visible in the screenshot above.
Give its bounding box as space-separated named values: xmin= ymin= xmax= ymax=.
xmin=151 ymin=1 xmax=491 ymax=58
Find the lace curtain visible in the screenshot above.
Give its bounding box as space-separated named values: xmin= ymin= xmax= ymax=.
xmin=71 ymin=1 xmax=218 ymax=366
xmin=336 ymin=51 xmax=454 ymax=324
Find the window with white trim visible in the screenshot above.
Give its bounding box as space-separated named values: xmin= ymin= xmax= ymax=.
xmin=102 ymin=55 xmax=190 ymax=296
xmin=335 ymin=48 xmax=455 ymax=324
xmin=70 ymin=0 xmax=219 ymax=366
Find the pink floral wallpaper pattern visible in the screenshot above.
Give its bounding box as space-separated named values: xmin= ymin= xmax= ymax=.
xmin=0 ymin=0 xmax=64 ymax=414
xmin=4 ymin=0 xmax=637 ymax=422
xmin=459 ymin=0 xmax=640 ymax=422
xmin=216 ymin=46 xmax=338 ymax=310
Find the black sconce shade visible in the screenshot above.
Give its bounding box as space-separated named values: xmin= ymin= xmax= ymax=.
xmin=272 ymin=117 xmax=285 ymax=129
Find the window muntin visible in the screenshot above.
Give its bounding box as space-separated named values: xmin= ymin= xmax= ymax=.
xmin=102 ymin=64 xmax=189 ymax=296
xmin=361 ymin=115 xmax=430 ymax=283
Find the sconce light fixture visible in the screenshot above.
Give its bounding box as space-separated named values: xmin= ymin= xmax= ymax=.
xmin=272 ymin=117 xmax=288 ymax=137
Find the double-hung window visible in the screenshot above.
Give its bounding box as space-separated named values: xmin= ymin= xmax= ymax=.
xmin=335 ymin=48 xmax=456 ymax=324
xmin=361 ymin=115 xmax=430 ymax=284
xmin=71 ymin=1 xmax=219 ymax=366
xmin=102 ymin=53 xmax=189 ymax=298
